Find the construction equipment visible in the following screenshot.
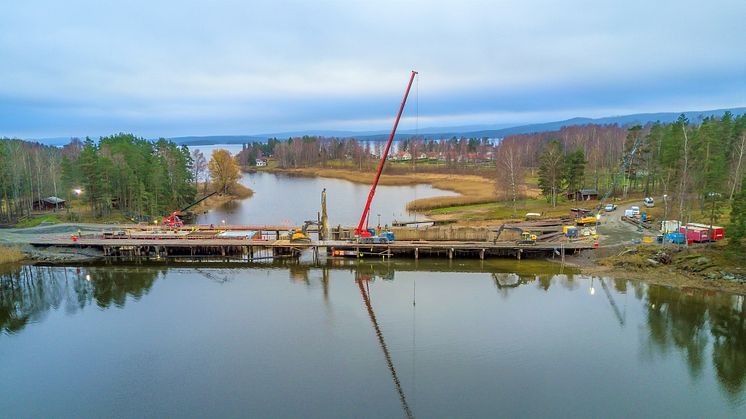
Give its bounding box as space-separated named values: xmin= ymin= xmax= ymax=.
xmin=358 ymin=228 xmax=395 ymax=244
xmin=570 ymin=208 xmax=599 ymax=226
xmin=353 ymin=70 xmax=418 ymax=243
xmin=289 ymin=220 xmax=320 ymax=243
xmin=517 ymin=231 xmax=537 ymax=245
xmin=163 ymin=191 xmax=217 ymax=228
xmin=493 ymin=224 xmax=537 ymax=244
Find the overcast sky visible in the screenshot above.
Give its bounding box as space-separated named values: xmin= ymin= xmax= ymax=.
xmin=1 ymin=0 xmax=744 ymax=139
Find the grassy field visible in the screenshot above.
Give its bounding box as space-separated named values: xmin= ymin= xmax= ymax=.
xmin=14 ymin=214 xmax=63 ymax=228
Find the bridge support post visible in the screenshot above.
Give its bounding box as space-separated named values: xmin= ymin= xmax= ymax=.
xmin=449 ymin=248 xmax=453 ymax=259
xmin=480 ymin=249 xmax=485 ymax=260
xmin=415 ymin=248 xmax=419 ymax=259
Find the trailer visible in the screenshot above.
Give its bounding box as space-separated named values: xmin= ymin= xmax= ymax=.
xmin=679 ymin=226 xmax=710 ymax=243
xmin=685 ymin=223 xmax=725 ymax=241
xmin=659 ymin=220 xmax=681 ymax=234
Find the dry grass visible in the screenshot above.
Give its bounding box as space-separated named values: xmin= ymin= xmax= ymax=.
xmin=0 ymin=246 xmax=26 ymax=265
xmin=274 ymin=167 xmax=496 ymax=211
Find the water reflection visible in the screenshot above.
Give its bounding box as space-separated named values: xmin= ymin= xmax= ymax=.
xmin=1 ymin=262 xmax=745 ymax=408
xmin=644 ymin=285 xmax=746 ymax=398
xmin=0 ymin=266 xmax=162 ymax=334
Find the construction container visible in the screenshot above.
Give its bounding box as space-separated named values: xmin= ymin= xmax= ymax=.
xmin=685 ymin=223 xmax=725 ymax=241
xmin=665 ymin=232 xmax=686 ymax=244
xmin=660 ymin=220 xmax=681 ymax=234
xmin=679 ymin=226 xmax=710 ymax=243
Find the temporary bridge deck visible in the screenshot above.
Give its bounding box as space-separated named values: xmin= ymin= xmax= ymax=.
xmin=29 ymin=236 xmax=595 ymax=260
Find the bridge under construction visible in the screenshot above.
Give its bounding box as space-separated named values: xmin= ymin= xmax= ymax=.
xmin=28 ymin=225 xmax=595 ymax=262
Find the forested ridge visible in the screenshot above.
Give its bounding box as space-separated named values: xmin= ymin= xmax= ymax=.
xmin=1 ymin=133 xmax=196 ymax=222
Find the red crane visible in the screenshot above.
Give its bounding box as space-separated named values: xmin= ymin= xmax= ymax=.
xmin=163 ymin=191 xmax=217 ymax=228
xmin=355 ymin=70 xmax=418 ymax=237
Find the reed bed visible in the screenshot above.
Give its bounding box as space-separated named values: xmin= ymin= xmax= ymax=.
xmin=0 ymin=246 xmax=26 ymax=265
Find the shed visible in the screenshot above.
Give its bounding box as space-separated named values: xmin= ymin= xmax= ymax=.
xmin=33 ymin=196 xmax=66 ymax=211
xmin=568 ymin=189 xmax=599 ymax=201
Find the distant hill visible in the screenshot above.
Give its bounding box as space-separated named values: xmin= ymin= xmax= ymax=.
xmin=168 ymin=106 xmax=746 ymax=145
xmin=28 ymin=106 xmax=746 ymax=145
xmin=351 ymin=107 xmax=746 ymax=141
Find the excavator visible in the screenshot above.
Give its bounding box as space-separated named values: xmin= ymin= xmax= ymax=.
xmin=163 ymin=191 xmax=217 ymax=228
xmin=493 ymin=224 xmax=537 ymax=245
xmin=289 ymin=220 xmax=320 ymax=243
xmin=352 ymin=70 xmax=418 ymax=244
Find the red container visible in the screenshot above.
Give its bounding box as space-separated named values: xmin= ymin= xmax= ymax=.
xmin=685 ymin=223 xmax=725 ymax=241
xmin=679 ymin=226 xmax=710 ymax=242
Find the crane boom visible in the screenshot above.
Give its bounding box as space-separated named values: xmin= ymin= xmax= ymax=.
xmin=355 ymin=70 xmax=418 ymax=236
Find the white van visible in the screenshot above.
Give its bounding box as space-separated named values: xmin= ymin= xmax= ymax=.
xmin=644 ymin=197 xmax=655 ymax=207
xmin=630 ymin=206 xmax=641 ymax=215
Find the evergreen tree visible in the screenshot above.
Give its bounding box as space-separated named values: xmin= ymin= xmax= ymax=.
xmin=728 ymin=184 xmax=746 ymax=252
xmin=564 ymin=149 xmax=586 ymax=197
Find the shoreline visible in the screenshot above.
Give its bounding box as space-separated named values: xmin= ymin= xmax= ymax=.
xmin=264 ymin=167 xmax=496 ymax=212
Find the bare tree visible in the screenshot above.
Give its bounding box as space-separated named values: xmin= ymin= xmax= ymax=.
xmin=495 ymin=140 xmax=525 ymax=215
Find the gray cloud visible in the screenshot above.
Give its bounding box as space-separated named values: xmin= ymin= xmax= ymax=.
xmin=1 ymin=0 xmax=744 ymax=138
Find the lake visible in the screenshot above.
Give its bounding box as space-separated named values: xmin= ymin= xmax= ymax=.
xmin=1 ymin=261 xmax=744 ymax=418
xmin=196 ymin=171 xmax=457 ymax=227
xmin=189 ymin=144 xmax=458 ymax=227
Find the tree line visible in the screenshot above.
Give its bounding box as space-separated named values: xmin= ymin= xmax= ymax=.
xmin=0 ymin=134 xmax=197 ymax=222
xmin=0 ymin=139 xmax=62 ymax=224
xmin=236 ymin=136 xmax=495 ymax=171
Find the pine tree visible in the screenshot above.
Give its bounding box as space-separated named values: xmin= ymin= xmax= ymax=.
xmin=728 ymin=184 xmax=746 ymax=252
xmin=564 ymin=149 xmax=586 ymax=197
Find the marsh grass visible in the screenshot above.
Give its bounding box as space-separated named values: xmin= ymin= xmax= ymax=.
xmin=0 ymin=246 xmax=26 ymax=264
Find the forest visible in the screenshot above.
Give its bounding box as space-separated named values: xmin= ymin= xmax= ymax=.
xmin=0 ymin=133 xmax=196 ymax=223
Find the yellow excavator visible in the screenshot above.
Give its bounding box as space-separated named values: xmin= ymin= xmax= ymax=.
xmin=493 ymin=224 xmax=537 ymax=245
xmin=289 ymin=220 xmax=320 ymax=243
xmin=517 ymin=231 xmax=538 ymax=245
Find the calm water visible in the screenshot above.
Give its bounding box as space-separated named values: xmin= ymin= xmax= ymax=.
xmin=190 ymin=143 xmax=458 ymax=226
xmin=1 ymin=261 xmax=744 ymax=418
xmin=196 ymin=171 xmax=457 ymax=227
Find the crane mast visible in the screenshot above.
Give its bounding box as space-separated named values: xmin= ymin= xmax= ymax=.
xmin=355 ymin=70 xmax=418 ymax=236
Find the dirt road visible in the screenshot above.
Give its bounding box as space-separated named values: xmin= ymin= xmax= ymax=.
xmin=596 ymin=201 xmax=648 ymax=246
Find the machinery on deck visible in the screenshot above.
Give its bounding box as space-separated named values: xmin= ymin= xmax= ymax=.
xmin=163 ymin=191 xmax=217 ymax=228
xmin=493 ymin=224 xmax=537 ymax=245
xmin=289 ymin=220 xmax=320 ymax=243
xmin=352 ymin=70 xmax=418 ymax=245
xmin=517 ymin=231 xmax=538 ymax=245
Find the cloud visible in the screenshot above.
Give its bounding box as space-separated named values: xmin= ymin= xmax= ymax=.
xmin=1 ymin=0 xmax=744 ymax=138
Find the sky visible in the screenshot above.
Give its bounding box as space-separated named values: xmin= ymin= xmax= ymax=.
xmin=1 ymin=0 xmax=745 ymax=139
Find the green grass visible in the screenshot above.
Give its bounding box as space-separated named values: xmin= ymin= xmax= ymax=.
xmin=14 ymin=214 xmax=63 ymax=228
xmin=431 ymin=202 xmax=496 ymax=213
